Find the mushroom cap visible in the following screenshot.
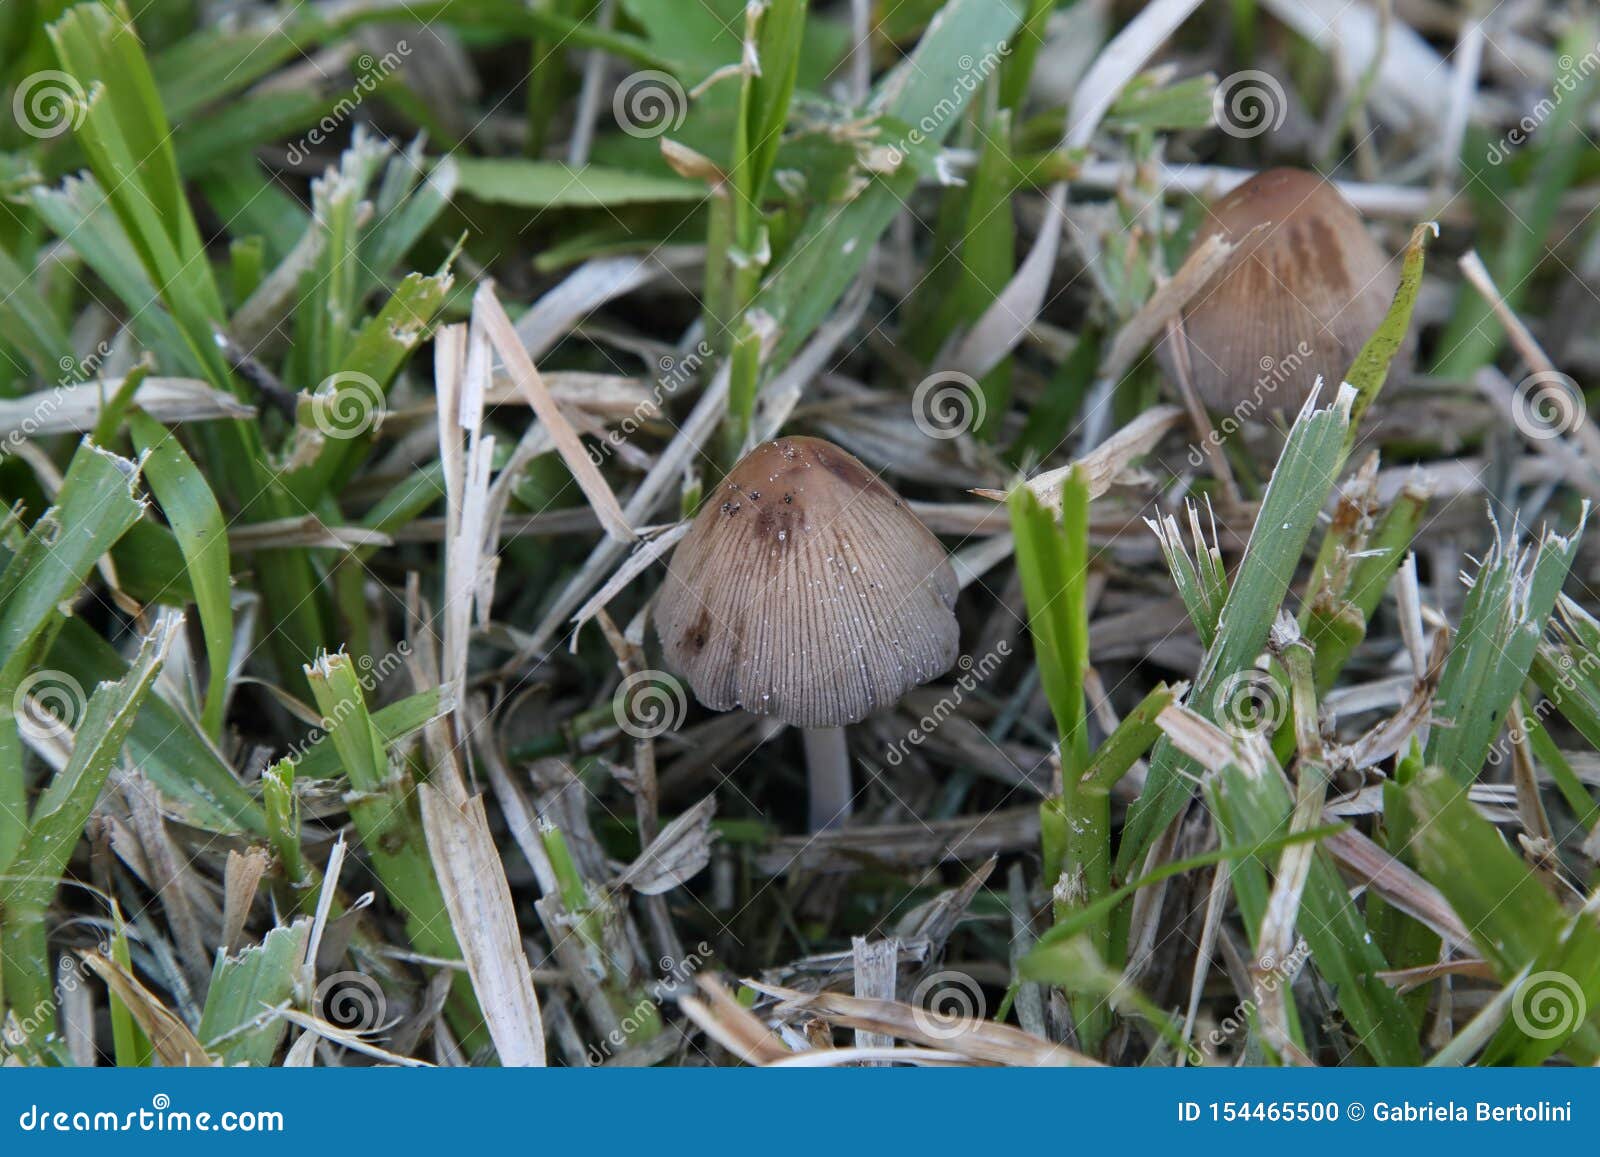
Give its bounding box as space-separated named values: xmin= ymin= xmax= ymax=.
xmin=1156 ymin=167 xmax=1402 ymax=416
xmin=655 ymin=436 xmax=959 ymax=728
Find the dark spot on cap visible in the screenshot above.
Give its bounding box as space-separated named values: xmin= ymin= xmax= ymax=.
xmin=754 ymin=504 xmax=802 ymax=545
xmin=682 ymin=608 xmax=712 ymax=654
xmin=814 ymin=445 xmax=892 ymax=499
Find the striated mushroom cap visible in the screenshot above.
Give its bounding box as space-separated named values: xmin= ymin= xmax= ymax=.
xmin=1157 ymin=167 xmax=1402 ymax=417
xmin=655 ymin=436 xmax=959 ymax=728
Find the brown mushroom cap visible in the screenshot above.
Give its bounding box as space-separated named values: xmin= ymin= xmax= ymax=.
xmin=655 ymin=436 xmax=959 ymax=728
xmin=1156 ymin=167 xmax=1402 ymax=416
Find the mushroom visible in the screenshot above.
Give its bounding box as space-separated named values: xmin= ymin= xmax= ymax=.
xmin=1157 ymin=167 xmax=1404 ymax=419
xmin=655 ymin=436 xmax=959 ymax=831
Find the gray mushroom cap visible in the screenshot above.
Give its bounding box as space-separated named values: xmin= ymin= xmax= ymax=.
xmin=655 ymin=436 xmax=959 ymax=728
xmin=1156 ymin=167 xmax=1403 ymax=417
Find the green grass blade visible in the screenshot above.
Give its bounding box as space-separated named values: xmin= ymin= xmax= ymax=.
xmin=1208 ymin=759 xmax=1421 ymax=1064
xmin=1401 ymin=767 xmax=1600 ymax=1063
xmin=2 ymin=617 xmax=176 ymax=1041
xmin=130 ymin=412 xmax=232 ymax=737
xmin=1425 ymin=515 xmax=1585 ymax=782
xmin=198 ymin=919 xmax=311 ymax=1066
xmin=1118 ymin=386 xmax=1354 ymax=876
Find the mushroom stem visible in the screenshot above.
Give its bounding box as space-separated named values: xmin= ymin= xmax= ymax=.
xmin=801 ymin=726 xmax=852 ymax=832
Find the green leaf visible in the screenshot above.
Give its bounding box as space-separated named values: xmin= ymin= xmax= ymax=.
xmin=46 ymin=617 xmax=263 ymax=834
xmin=1344 ymin=221 xmax=1435 ymax=441
xmin=0 ymin=439 xmax=146 ymax=870
xmin=2 ymin=617 xmax=176 ymax=1043
xmin=1105 ymin=71 xmax=1217 ymax=132
xmin=288 ymin=687 xmax=448 ymax=780
xmin=303 ymin=652 xmax=486 ymax=1052
xmin=453 ymin=158 xmax=706 ymax=208
xmin=1209 ymin=759 xmax=1421 ymax=1064
xmin=1118 ymin=387 xmax=1354 ymax=876
xmin=1401 ymin=768 xmax=1600 ymax=1063
xmin=130 ymin=412 xmax=232 ymax=737
xmin=754 ymin=0 xmax=1025 ymax=368
xmin=1425 ymin=514 xmax=1585 ymax=782
xmin=1079 ymin=683 xmax=1184 ymax=795
xmin=1010 ymin=471 xmax=1106 ymax=1048
xmin=198 ymin=920 xmax=311 ymax=1066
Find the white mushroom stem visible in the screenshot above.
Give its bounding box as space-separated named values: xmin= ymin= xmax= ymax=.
xmin=802 ymin=726 xmax=852 ymax=833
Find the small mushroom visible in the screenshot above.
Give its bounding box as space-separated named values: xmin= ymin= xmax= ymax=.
xmin=1157 ymin=167 xmax=1404 ymax=419
xmin=655 ymin=436 xmax=959 ymax=831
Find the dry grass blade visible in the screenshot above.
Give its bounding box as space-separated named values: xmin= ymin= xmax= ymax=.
xmin=227 ymin=516 xmax=393 ymax=551
xmin=973 ymin=406 xmax=1183 ymax=507
xmin=1322 ymin=828 xmax=1472 ymax=948
xmin=419 ymin=784 xmax=548 ymax=1066
xmin=476 ymin=284 xmax=634 ymax=543
xmin=81 ymin=952 xmax=212 ymax=1067
xmin=677 ymin=976 xmax=791 ymax=1065
xmin=0 ymin=377 xmax=254 ymax=436
xmin=851 ymin=938 xmax=900 ymax=1061
xmin=767 ymin=1046 xmax=971 ymax=1067
xmin=612 ymin=793 xmax=717 ymax=896
xmin=222 ymin=848 xmax=270 ymax=957
xmin=747 ymin=982 xmax=1099 ymax=1067
xmin=570 ymin=522 xmax=691 ymax=639
xmin=276 ymin=1009 xmax=434 ymax=1067
xmin=1102 ymin=231 xmax=1251 ymax=382
xmin=756 ymin=807 xmax=1041 ymax=875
